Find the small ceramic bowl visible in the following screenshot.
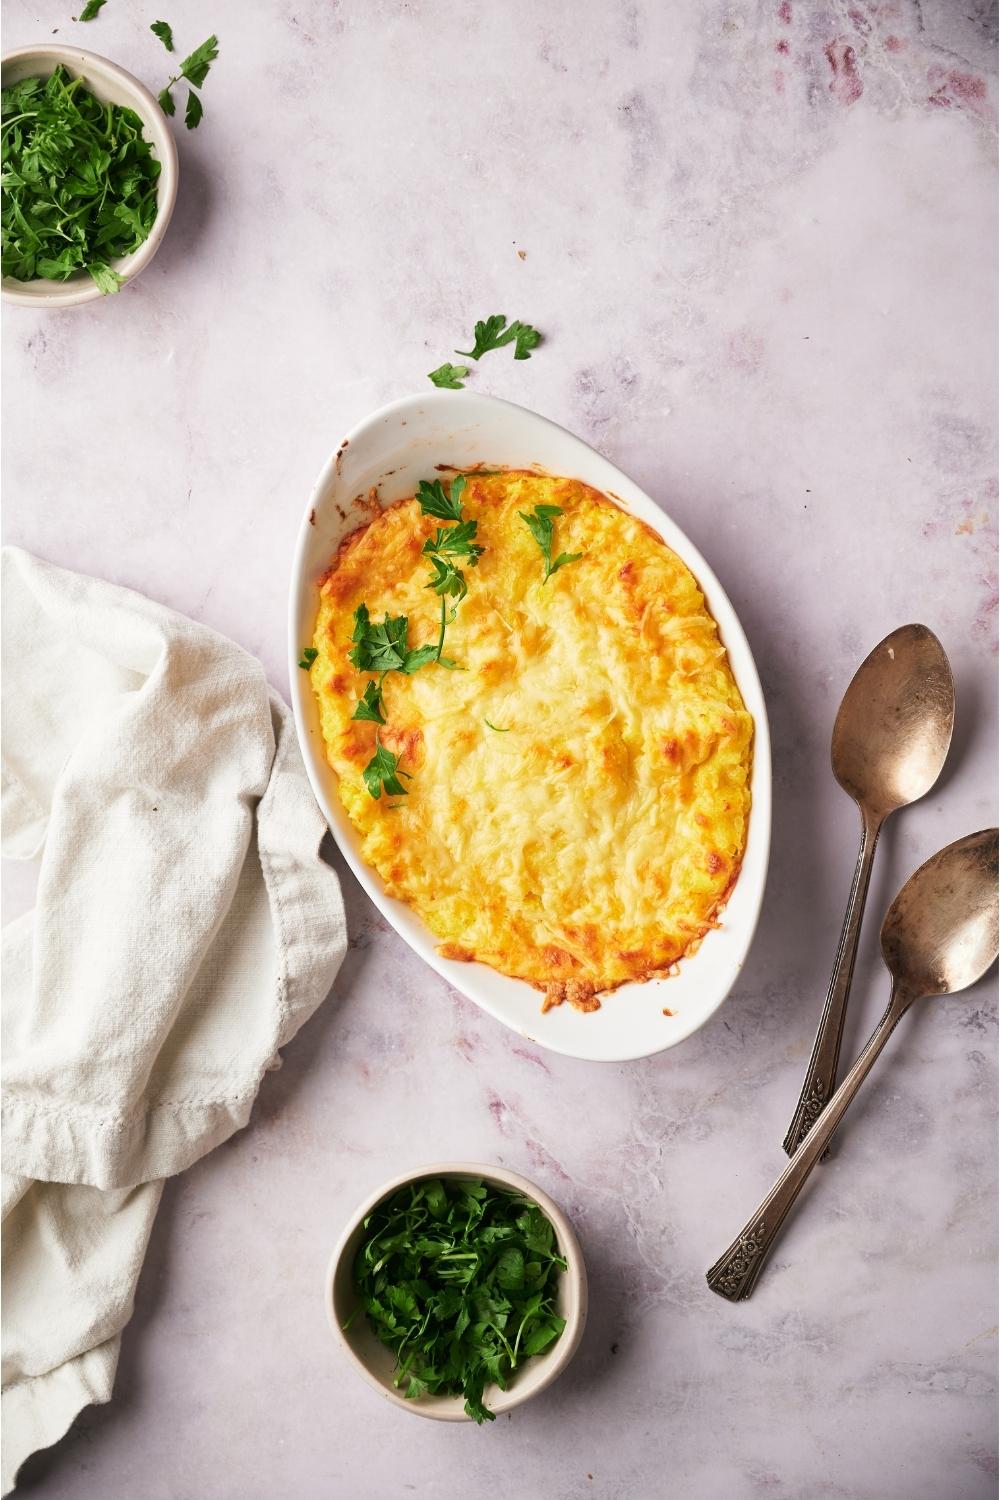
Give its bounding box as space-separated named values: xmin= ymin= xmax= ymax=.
xmin=1 ymin=45 xmax=179 ymax=307
xmin=326 ymin=1163 xmax=588 ymax=1421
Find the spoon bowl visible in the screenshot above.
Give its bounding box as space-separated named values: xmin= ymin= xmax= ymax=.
xmin=831 ymin=624 xmax=955 ymax=817
xmin=881 ymin=828 xmax=999 ymax=998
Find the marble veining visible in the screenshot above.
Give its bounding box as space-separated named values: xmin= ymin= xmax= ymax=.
xmin=2 ymin=1 xmax=997 ymax=1496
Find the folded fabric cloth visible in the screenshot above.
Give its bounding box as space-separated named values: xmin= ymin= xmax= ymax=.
xmin=1 ymin=548 xmax=347 ymax=1493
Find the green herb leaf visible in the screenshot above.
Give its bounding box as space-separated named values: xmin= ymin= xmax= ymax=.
xmin=351 ymin=679 xmax=386 ymax=724
xmin=348 ymin=606 xmax=406 ymax=672
xmin=519 ymin=503 xmax=561 ymax=552
xmin=425 ymin=553 xmax=469 ymax=602
xmin=362 ymin=741 xmax=410 ymax=800
xmin=496 ymin=1247 xmax=525 ymax=1291
xmin=549 ymin=551 xmax=583 ymax=577
xmin=400 ymin=644 xmax=440 ymax=674
xmin=36 ymin=249 xmax=82 ymax=279
xmin=352 ymin=1177 xmax=567 ymax=1422
xmin=422 ymin=519 xmax=483 ymax=562
xmin=416 ymin=476 xmax=466 ymax=523
xmin=428 ymin=362 xmax=469 ymax=390
xmin=484 ymin=719 xmax=510 ymax=733
xmin=184 ymin=89 xmax=203 ymax=129
xmin=87 ymin=261 xmax=124 ymax=294
xmin=348 ymin=605 xmax=438 ymax=677
xmin=522 ymin=1317 xmax=565 ymax=1356
xmin=157 ymin=84 xmax=175 ymax=115
xmin=515 ymin=1207 xmax=555 ymax=1255
xmin=519 ymin=504 xmax=583 ymax=583
xmin=179 ymin=34 xmax=219 ymax=88
xmin=455 ymin=314 xmax=508 ymax=360
xmin=78 ymin=0 xmax=107 ymax=20
xmin=455 ymin=314 xmax=542 ymax=361
xmin=509 ymin=320 xmax=542 ymax=360
xmin=298 ymin=646 xmax=319 ymax=671
xmin=150 ymin=20 xmax=174 ymax=51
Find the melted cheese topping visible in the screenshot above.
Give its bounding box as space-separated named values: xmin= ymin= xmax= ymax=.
xmin=311 ymin=472 xmax=753 ymax=1011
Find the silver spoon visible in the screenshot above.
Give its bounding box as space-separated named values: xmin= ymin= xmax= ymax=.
xmin=707 ymin=828 xmax=999 ymax=1301
xmin=783 ymin=624 xmax=955 ymax=1157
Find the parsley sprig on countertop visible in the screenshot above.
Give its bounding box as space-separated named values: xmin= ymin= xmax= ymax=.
xmin=75 ymin=2 xmax=217 ymax=130
xmin=428 ymin=362 xmax=469 ymax=390
xmin=150 ymin=20 xmax=174 ymax=51
xmin=351 ymin=1177 xmax=567 ymax=1423
xmin=427 ymin=316 xmax=542 ymax=387
xmin=157 ymin=34 xmax=218 ymax=129
xmin=1 ymin=67 xmax=160 ymax=290
xmin=456 ymin=313 xmax=542 ymax=362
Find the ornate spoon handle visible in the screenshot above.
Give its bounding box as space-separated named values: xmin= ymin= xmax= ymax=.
xmin=707 ymin=982 xmax=912 ymax=1300
xmin=782 ymin=805 xmax=883 ymax=1156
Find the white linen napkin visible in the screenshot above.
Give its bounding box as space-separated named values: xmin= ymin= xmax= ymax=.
xmin=1 ymin=547 xmax=347 ymax=1493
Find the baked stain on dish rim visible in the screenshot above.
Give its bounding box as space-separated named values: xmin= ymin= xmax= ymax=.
xmin=288 ymin=391 xmax=771 ymax=1063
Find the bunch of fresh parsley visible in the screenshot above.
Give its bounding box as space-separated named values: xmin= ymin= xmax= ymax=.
xmin=429 ymin=314 xmax=542 ymax=389
xmin=350 ymin=1177 xmax=567 ymax=1423
xmin=1 ymin=67 xmax=160 ymax=290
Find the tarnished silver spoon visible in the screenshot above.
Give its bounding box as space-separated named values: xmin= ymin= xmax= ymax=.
xmin=783 ymin=625 xmax=955 ymax=1156
xmin=708 ymin=828 xmax=998 ymax=1301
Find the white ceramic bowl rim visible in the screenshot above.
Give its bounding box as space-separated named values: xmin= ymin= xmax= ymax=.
xmin=1 ymin=44 xmax=179 ymax=307
xmin=326 ymin=1162 xmax=588 ymax=1422
xmin=290 ymin=391 xmax=772 ymax=1062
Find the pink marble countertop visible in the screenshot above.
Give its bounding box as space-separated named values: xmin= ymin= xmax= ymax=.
xmin=2 ymin=1 xmax=997 ymax=1496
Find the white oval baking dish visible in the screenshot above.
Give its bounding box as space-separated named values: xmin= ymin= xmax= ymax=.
xmin=289 ymin=391 xmax=771 ymax=1062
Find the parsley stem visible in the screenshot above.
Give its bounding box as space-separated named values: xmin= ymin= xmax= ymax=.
xmin=1 ymin=112 xmax=39 ymax=133
xmin=436 ymin=595 xmax=447 ymax=661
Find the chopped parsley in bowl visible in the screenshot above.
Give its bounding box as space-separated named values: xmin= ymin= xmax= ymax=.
xmin=327 ymin=1164 xmax=588 ymax=1422
xmin=1 ymin=45 xmax=178 ymax=306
